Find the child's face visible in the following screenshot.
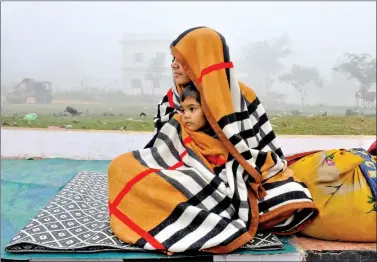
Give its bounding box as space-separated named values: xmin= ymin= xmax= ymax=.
xmin=180 ymin=97 xmax=207 ymax=131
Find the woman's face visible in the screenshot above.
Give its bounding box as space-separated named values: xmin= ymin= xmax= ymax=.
xmin=171 ymin=58 xmax=191 ymax=85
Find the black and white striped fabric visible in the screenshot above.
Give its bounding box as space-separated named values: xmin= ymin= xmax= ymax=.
xmin=108 ymin=88 xmax=317 ymax=252
xmin=144 ymin=85 xmax=316 ymax=235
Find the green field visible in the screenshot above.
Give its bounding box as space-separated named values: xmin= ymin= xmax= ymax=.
xmin=1 ymin=112 xmax=376 ymax=135
xmin=1 ymin=99 xmax=376 ymax=135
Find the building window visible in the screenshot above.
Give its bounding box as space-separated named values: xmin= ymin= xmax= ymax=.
xmin=131 ymin=79 xmax=143 ymax=89
xmin=133 ymin=53 xmax=144 ymax=63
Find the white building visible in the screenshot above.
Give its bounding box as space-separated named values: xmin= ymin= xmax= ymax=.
xmin=120 ymin=35 xmax=174 ymax=95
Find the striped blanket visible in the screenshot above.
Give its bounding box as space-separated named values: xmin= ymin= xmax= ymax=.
xmin=108 ymin=27 xmax=318 ymax=254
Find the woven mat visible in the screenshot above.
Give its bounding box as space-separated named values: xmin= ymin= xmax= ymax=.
xmin=6 ymin=171 xmax=283 ymax=253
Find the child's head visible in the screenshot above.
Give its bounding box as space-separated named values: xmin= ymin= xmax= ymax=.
xmin=179 ymin=85 xmax=208 ymax=131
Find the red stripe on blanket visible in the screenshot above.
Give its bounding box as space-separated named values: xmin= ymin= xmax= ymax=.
xmin=110 ymin=205 xmax=165 ymax=250
xmin=111 ymin=168 xmax=159 ymax=208
xmin=167 ymin=88 xmax=174 ymax=108
xmin=170 ymin=154 xmax=187 ymax=170
xmin=198 ymin=62 xmax=234 ymax=83
xmin=183 ymin=136 xmax=193 ymax=145
xmin=206 ymin=155 xmax=227 ymax=166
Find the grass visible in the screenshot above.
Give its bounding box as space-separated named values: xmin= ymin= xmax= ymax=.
xmin=0 ymin=115 xmax=154 ymax=131
xmin=271 ymin=116 xmax=376 ymax=135
xmin=1 ymin=115 xmax=375 ymax=135
xmin=1 ymin=99 xmax=375 ymax=135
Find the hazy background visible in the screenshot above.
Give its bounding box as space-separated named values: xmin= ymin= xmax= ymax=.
xmin=1 ymin=1 xmax=376 ymax=107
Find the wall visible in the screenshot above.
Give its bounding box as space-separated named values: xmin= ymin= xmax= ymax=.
xmin=1 ymin=128 xmax=374 ymax=160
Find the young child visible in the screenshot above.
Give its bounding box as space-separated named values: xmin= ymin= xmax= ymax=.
xmin=179 ymin=84 xmax=217 ymax=138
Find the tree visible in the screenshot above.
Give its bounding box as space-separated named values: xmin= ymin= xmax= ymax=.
xmin=144 ymin=53 xmax=167 ymax=95
xmin=240 ymin=34 xmax=293 ymax=94
xmin=333 ymin=53 xmax=376 ymax=102
xmin=279 ymin=65 xmax=323 ymax=106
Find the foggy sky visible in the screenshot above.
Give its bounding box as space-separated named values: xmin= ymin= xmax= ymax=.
xmin=1 ymin=1 xmax=376 ymax=100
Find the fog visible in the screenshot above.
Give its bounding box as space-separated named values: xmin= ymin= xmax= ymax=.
xmin=1 ymin=1 xmax=376 ymax=106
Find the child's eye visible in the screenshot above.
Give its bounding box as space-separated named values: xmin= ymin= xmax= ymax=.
xmin=190 ymin=108 xmax=196 ymax=112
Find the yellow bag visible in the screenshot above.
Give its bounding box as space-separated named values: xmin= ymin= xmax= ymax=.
xmin=289 ymin=148 xmax=376 ymax=242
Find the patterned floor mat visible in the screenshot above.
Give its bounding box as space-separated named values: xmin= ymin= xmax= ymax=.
xmin=6 ymin=171 xmax=283 ymax=253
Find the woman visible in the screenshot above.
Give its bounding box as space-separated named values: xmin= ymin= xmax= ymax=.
xmin=107 ymin=27 xmax=318 ymax=254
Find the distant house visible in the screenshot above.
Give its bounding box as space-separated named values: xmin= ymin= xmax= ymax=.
xmin=120 ymin=35 xmax=173 ymax=95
